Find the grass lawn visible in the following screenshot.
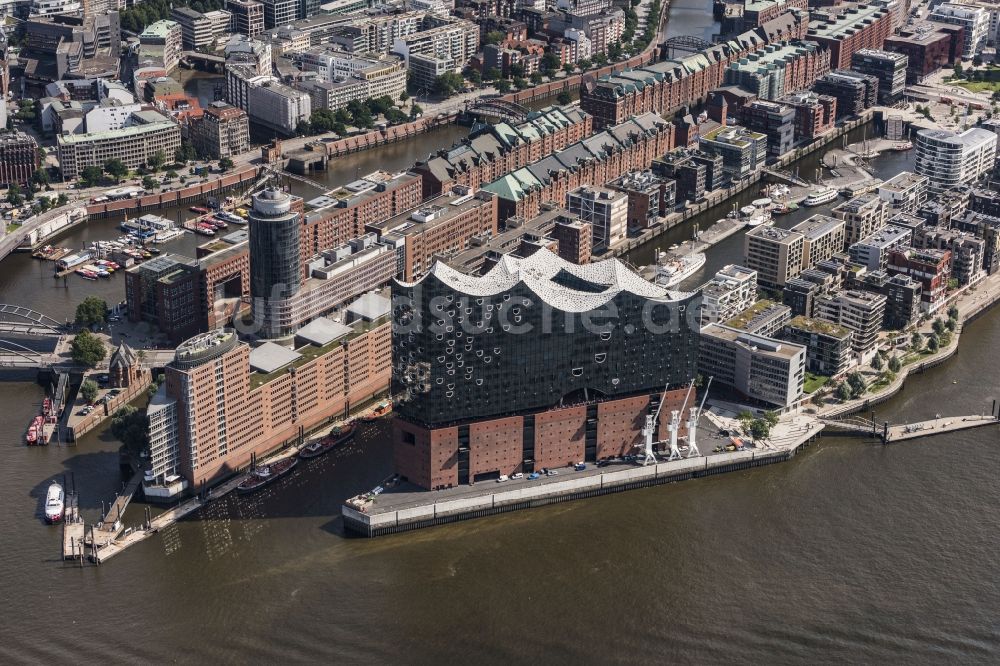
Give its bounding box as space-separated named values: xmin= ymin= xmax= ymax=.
xmin=803 ymin=372 xmax=829 ymax=393
xmin=953 ymin=80 xmax=1000 ymax=93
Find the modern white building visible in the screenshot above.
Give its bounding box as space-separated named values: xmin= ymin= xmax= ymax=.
xmin=247 ymin=80 xmax=311 ymax=135
xmin=698 ymin=264 xmax=758 ymax=326
xmin=144 ymin=384 xmax=187 ymax=499
xmin=877 ymin=171 xmax=929 ymax=214
xmin=915 ymin=127 xmax=997 ymax=192
xmin=566 ymin=185 xmax=628 ymax=250
xmin=699 ymin=324 xmax=806 ymax=408
xmin=928 ymin=3 xmax=989 ymax=58
xmin=30 ymin=0 xmax=81 ymax=16
xmin=848 ymin=224 xmax=913 ymax=271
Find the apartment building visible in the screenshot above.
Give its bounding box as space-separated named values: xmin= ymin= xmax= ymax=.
xmin=0 ymin=131 xmax=40 ymax=188
xmin=138 ymin=20 xmax=182 ymax=74
xmin=848 ymin=224 xmax=913 ymax=271
xmin=698 ymin=125 xmax=767 ymax=180
xmin=776 ymin=90 xmax=837 ymax=141
xmin=744 ymin=225 xmax=805 ymax=288
xmin=832 ymin=192 xmax=888 ymax=247
xmin=883 ymin=22 xmax=965 ymax=83
xmin=814 ymin=289 xmax=886 ymax=359
xmin=878 ymin=171 xmax=929 ymax=214
xmin=227 ymin=0 xmax=264 ymax=37
xmin=391 ymin=16 xmax=478 ymax=89
xmin=850 ymin=48 xmax=907 ymax=104
xmin=929 ymin=3 xmax=988 ymax=58
xmin=246 ymin=80 xmax=311 ymax=135
xmin=915 ymin=226 xmax=986 ymax=286
xmin=741 ymin=100 xmax=796 ymax=160
xmin=171 ymin=6 xmax=214 ymax=50
xmin=812 ymin=70 xmax=879 ymax=117
xmin=887 ymin=247 xmax=952 ymax=312
xmin=915 ymin=127 xmax=997 ymax=193
xmin=698 ymin=264 xmax=758 ymax=326
xmin=566 ymin=185 xmax=628 ymax=250
xmin=792 ymin=214 xmax=847 ymax=270
xmin=723 ymin=40 xmax=831 ymax=101
xmin=781 ymin=316 xmax=853 ymax=377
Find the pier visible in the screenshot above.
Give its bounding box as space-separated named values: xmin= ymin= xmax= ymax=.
xmin=819 ymin=412 xmax=999 ymax=443
xmin=90 ymin=469 xmax=144 ymax=545
xmin=61 ymin=491 xmax=85 ymax=562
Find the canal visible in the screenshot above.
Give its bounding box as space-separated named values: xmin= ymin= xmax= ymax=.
xmin=5 ymin=7 xmax=1000 ymax=662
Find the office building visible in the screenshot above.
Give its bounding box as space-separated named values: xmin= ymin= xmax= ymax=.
xmin=832 ymin=192 xmax=888 ymax=247
xmin=610 ymin=170 xmax=676 ymax=231
xmin=698 ymin=125 xmax=767 ymax=179
xmin=878 ymin=171 xmax=929 ymax=214
xmin=652 ymin=153 xmax=705 ymax=204
xmin=249 ymin=188 xmax=302 ymax=339
xmin=698 ymin=264 xmax=758 ymax=326
xmin=566 ymin=185 xmax=628 ymax=250
xmin=929 ymin=3 xmax=988 ymax=58
xmin=814 ymin=290 xmax=886 ymax=359
xmin=261 ymin=0 xmax=298 ymax=28
xmin=807 ymin=3 xmax=893 ymax=70
xmin=914 ymin=127 xmax=997 ymax=193
xmin=0 ymin=131 xmax=40 ymax=188
xmin=781 ymin=316 xmax=853 ymax=377
xmin=392 ymin=249 xmax=701 ymax=489
xmin=850 ymin=48 xmax=907 ymax=104
xmin=776 ymin=91 xmax=837 ymax=140
xmin=883 ymin=22 xmax=965 ymax=83
xmin=391 ymin=17 xmax=478 ymax=90
xmin=699 ymin=324 xmax=806 ymax=408
xmin=887 ymin=247 xmax=952 ymax=312
xmin=56 ymin=109 xmax=180 ymax=180
xmin=246 ymin=80 xmax=311 ymax=135
xmin=741 ymin=100 xmax=796 ymax=160
xmin=848 ymin=224 xmax=913 ymax=271
xmin=294 ymin=53 xmax=406 ymax=111
xmin=725 ymin=299 xmax=792 ymax=337
xmin=812 ymin=70 xmax=879 ymax=117
xmin=189 ymin=102 xmax=249 ymax=159
xmin=138 ymin=20 xmax=182 ymax=74
xmin=171 ymin=6 xmax=214 ymax=50
xmin=227 ymin=0 xmax=264 ymax=37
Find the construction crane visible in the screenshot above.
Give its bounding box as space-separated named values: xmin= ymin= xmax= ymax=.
xmin=685 ymin=376 xmax=713 ymax=459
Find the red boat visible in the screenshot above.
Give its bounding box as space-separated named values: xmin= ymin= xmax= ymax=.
xmin=237 ymin=456 xmax=299 ymax=494
xmin=190 ymin=206 xmax=210 ymax=214
xmin=299 ymin=423 xmax=355 ymax=460
xmin=194 ymin=224 xmax=216 ymax=237
xmin=361 ymin=401 xmax=392 ymax=423
xmin=25 ymin=416 xmax=44 ymax=445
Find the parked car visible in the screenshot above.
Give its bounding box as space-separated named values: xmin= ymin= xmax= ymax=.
xmin=574 ymin=463 xmax=586 ymax=471
xmin=510 ymin=472 xmax=524 ymax=480
xmin=527 ymin=472 xmax=541 ymax=480
xmin=545 ymin=469 xmax=558 ymax=476
xmin=497 ymin=474 xmax=509 ymax=483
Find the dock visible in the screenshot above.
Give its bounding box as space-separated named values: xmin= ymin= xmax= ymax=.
xmin=820 ymin=413 xmax=999 ymax=443
xmin=885 ymin=415 xmax=998 ymax=443
xmin=61 ymin=491 xmax=85 ymax=561
xmin=342 ymin=410 xmax=824 ymax=538
xmin=90 ymin=469 xmax=144 ymax=545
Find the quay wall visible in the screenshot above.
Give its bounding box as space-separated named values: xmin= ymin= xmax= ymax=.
xmin=343 ymin=440 xmax=820 ymax=537
xmin=85 ymin=167 xmax=260 ymax=219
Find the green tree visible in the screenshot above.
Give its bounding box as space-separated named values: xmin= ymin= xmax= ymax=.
xmin=945 ymin=317 xmax=957 ymax=332
xmin=763 ymin=411 xmax=779 ymax=428
xmin=947 ymin=304 xmax=959 ymax=320
xmin=219 ymin=157 xmax=234 ymax=171
xmin=147 ymin=149 xmax=166 ymax=172
xmin=110 ymin=405 xmax=150 ymax=456
xmin=593 ymin=53 xmax=608 ymax=67
xmin=530 ymin=71 xmax=543 ymax=85
xmin=737 ymin=409 xmax=754 ymax=435
xmin=174 ymin=142 xmax=197 ymax=163
xmin=6 ymin=183 xmax=23 ymax=206
xmin=399 ymin=90 xmax=410 ymax=101
xmin=467 ymin=69 xmax=481 ymax=86
xmin=847 ymin=371 xmax=867 ymax=398
xmin=888 ymin=355 xmax=902 ymax=373
xmin=932 ymin=317 xmax=946 ymax=335
xmin=56 ymin=193 xmax=68 ymax=206
xmin=836 ymin=382 xmax=852 ymax=402
xmin=409 ymin=104 xmax=423 ymax=120
xmin=954 ymin=62 xmax=964 ymax=79
xmin=433 ymin=71 xmax=465 ymax=96
xmin=75 ymin=296 xmax=108 ymax=327
xmin=927 ymin=334 xmax=940 ymax=352
xmin=484 ymin=30 xmax=505 ymax=45
xmin=871 ymin=353 xmax=884 ymax=371
xmin=80 ymin=379 xmax=99 ymax=404
xmin=578 ymin=58 xmax=592 ymax=71
xmin=557 ymin=91 xmax=572 ymax=105
xmin=296 ymin=120 xmax=312 ymax=136
xmin=910 ymin=331 xmax=923 ymax=351
xmin=104 ymin=158 xmax=128 ymax=182
xmin=70 ymin=330 xmax=106 ymax=367
xmin=497 ymin=79 xmax=512 ymax=94
xmin=513 ymin=77 xmax=528 ymax=89
xmin=33 ymin=168 xmax=50 ymax=187
xmin=80 ymin=165 xmax=104 ymax=187
xmin=749 ymin=418 xmax=771 ymax=442
xmin=563 ymin=62 xmax=575 ymax=74
xmin=142 ymin=175 xmax=158 ymax=191
xmin=541 ymin=52 xmax=561 ymax=73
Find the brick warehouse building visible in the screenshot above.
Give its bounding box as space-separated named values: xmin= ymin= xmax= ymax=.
xmin=806 ymin=3 xmax=893 ymax=70
xmin=481 ymin=112 xmax=676 ymax=226
xmin=580 ymin=11 xmax=809 ymax=128
xmin=391 ymin=249 xmax=701 ymax=490
xmin=413 ymin=105 xmax=592 ymax=198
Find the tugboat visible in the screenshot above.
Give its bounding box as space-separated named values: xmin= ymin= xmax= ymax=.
xmin=237 ymin=457 xmax=299 ymax=494
xmin=361 ymin=401 xmax=393 ymax=423
xmin=44 ymin=482 xmax=64 ymax=523
xmin=299 ymin=423 xmax=356 ymax=460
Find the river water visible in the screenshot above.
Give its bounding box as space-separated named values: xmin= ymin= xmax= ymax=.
xmin=5 ymin=6 xmax=1000 ymax=663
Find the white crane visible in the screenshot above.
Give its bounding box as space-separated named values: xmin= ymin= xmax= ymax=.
xmin=685 ymin=376 xmax=713 ymax=458
xmin=640 ymin=385 xmax=671 ymax=466
xmin=666 ymin=382 xmax=695 ymax=462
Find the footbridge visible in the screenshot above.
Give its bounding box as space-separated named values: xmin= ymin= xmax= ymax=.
xmin=465 ymin=97 xmax=530 ymax=123
xmin=819 ymin=412 xmax=1000 ymax=443
xmin=0 ymin=305 xmax=67 ymax=335
xmin=660 ymin=35 xmax=713 ymax=60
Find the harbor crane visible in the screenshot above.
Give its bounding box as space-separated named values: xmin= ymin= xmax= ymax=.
xmin=685 ymin=376 xmax=713 ymax=459
xmin=665 ymin=381 xmax=696 ymax=462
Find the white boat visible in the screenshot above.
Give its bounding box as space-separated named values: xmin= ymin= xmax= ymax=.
xmin=743 ymin=198 xmax=772 ymax=228
xmin=44 ymin=482 xmax=64 ymax=523
xmin=654 ymin=251 xmax=707 ymax=287
xmin=803 ymin=186 xmax=839 ymax=207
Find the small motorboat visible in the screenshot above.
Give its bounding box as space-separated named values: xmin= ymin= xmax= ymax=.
xmin=44 ymin=482 xmax=64 ymax=523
